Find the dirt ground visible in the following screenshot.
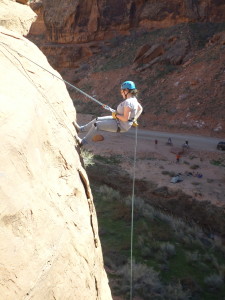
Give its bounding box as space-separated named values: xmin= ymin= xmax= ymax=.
xmin=77 ymin=114 xmax=225 ymax=208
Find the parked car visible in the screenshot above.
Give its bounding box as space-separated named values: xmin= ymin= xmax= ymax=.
xmin=217 ymin=141 xmax=225 ymax=151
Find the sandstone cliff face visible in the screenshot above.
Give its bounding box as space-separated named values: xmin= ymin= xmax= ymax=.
xmin=0 ymin=4 xmax=112 ymax=300
xmin=0 ymin=0 xmax=36 ymax=35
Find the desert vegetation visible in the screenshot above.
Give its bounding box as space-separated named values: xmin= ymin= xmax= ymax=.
xmin=92 ymin=184 xmax=225 ymax=299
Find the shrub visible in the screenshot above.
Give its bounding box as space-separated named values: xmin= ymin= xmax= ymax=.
xmin=141 ymin=246 xmax=153 ymax=259
xmin=94 ymin=154 xmax=122 ymax=164
xmin=204 ymin=274 xmax=224 ymax=290
xmin=166 ymin=282 xmax=191 ymax=300
xmin=161 ymin=170 xmax=176 ymax=177
xmin=81 ymin=149 xmax=94 ymax=167
xmin=191 ymin=182 xmax=201 ymax=185
xmin=210 ymin=159 xmax=225 ymax=167
xmin=160 ymin=242 xmax=176 ymax=258
xmin=141 ymin=204 xmax=154 ymax=220
xmin=117 ymin=262 xmax=163 ymax=299
xmin=190 ymin=164 xmax=200 ymax=170
xmin=98 ymin=185 xmax=120 ymax=202
xmin=207 ymin=178 xmax=214 ymax=183
xmin=162 ymin=170 xmax=170 ymax=176
xmin=189 ymin=155 xmax=198 ymax=160
xmin=186 ymin=251 xmax=200 ymax=264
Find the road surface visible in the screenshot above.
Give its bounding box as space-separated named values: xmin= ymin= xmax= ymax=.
xmin=124 ymin=128 xmax=223 ymax=152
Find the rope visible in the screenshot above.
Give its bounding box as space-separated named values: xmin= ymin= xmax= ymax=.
xmin=0 ymin=41 xmax=115 ymax=113
xmin=21 ymin=54 xmax=115 ymax=112
xmin=21 ymin=57 xmax=115 ymax=112
xmin=130 ymin=126 xmax=138 ymax=300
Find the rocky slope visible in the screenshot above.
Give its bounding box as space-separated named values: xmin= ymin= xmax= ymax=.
xmin=0 ymin=1 xmax=112 ymax=299
xmin=28 ymin=0 xmax=225 ymax=136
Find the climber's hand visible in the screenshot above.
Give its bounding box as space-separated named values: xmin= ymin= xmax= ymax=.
xmin=112 ymin=112 xmax=117 ymax=119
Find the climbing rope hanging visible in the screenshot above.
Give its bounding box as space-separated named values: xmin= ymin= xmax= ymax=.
xmin=21 ymin=54 xmax=116 ymax=113
xmin=0 ymin=41 xmax=115 ymax=113
xmin=0 ymin=41 xmax=115 ymax=116
xmin=130 ymin=125 xmax=138 ymax=300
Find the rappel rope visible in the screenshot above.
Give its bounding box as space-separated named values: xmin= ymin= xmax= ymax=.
xmin=0 ymin=41 xmax=115 ymax=113
xmin=130 ymin=125 xmax=138 ymax=300
xmin=19 ymin=54 xmax=115 ymax=113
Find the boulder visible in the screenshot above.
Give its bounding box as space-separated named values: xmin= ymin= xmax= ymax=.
xmin=143 ymin=44 xmax=164 ymax=64
xmin=133 ymin=44 xmax=165 ymax=69
xmin=208 ymin=31 xmax=225 ymax=46
xmin=0 ymin=26 xmax=112 ymax=300
xmin=162 ymin=39 xmax=190 ymax=65
xmin=133 ymin=44 xmax=151 ymax=64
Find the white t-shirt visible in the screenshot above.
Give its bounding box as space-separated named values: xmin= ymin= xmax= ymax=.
xmin=117 ymin=97 xmax=140 ymax=131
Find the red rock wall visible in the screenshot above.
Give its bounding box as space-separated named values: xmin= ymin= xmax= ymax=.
xmin=28 ymin=0 xmax=225 ymax=70
xmin=39 ymin=0 xmax=225 ymax=43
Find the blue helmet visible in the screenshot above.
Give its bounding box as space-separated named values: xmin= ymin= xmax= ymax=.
xmin=121 ymin=81 xmax=136 ymax=90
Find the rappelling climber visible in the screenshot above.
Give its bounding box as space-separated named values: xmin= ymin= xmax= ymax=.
xmin=73 ymin=81 xmax=143 ymax=146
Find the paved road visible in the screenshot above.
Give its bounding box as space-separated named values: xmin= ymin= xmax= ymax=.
xmin=124 ymin=128 xmax=223 ymax=152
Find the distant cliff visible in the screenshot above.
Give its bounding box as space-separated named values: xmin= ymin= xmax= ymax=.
xmin=31 ymin=0 xmax=225 ymax=43
xmin=0 ymin=1 xmax=112 ymax=299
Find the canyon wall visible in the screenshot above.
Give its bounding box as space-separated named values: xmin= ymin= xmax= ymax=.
xmin=0 ymin=1 xmax=112 ymax=299
xmin=31 ymin=0 xmax=225 ymax=43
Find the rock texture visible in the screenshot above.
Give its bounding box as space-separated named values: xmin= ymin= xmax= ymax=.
xmin=0 ymin=6 xmax=112 ymax=300
xmin=31 ymin=0 xmax=225 ymax=44
xmin=28 ymin=0 xmax=225 ymax=72
xmin=0 ymin=0 xmax=36 ymax=35
xmin=133 ymin=38 xmax=190 ymax=71
xmin=29 ymin=1 xmax=45 ymax=36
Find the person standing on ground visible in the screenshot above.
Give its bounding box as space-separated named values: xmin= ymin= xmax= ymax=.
xmin=183 ymin=140 xmax=189 ymax=149
xmin=176 ymin=154 xmax=181 ymax=163
xmin=167 ymin=137 xmax=172 ymax=145
xmin=73 ymin=81 xmax=143 ymax=146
